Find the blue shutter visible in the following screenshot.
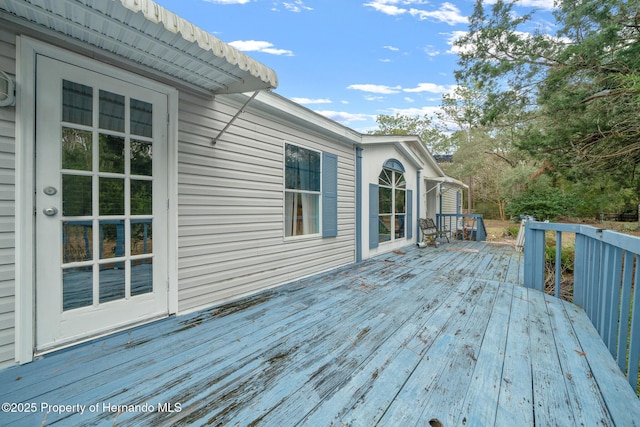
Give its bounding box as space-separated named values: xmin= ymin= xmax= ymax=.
xmin=369 ymin=184 xmax=379 ymax=249
xmin=322 ymin=152 xmax=338 ymax=237
xmin=407 ymin=189 xmax=413 ymax=240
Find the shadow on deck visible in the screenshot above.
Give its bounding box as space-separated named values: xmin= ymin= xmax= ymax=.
xmin=1 ymin=241 xmax=639 ymax=426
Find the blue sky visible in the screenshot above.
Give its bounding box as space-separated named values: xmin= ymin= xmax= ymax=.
xmin=153 ymin=0 xmax=556 ymax=133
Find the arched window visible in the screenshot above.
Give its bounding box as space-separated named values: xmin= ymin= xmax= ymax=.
xmin=378 ymin=162 xmax=406 ymax=243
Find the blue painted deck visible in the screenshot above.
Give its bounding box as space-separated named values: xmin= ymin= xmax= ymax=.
xmin=1 ymin=241 xmax=639 ymax=426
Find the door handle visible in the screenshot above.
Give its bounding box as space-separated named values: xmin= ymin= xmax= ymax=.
xmin=43 ymin=207 xmax=59 ymax=217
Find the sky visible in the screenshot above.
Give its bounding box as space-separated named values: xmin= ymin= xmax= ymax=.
xmin=152 ymin=0 xmax=557 ymax=133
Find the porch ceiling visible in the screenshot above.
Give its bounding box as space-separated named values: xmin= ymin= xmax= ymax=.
xmin=0 ymin=0 xmax=278 ymax=94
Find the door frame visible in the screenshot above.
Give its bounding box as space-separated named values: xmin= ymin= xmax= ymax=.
xmin=15 ymin=36 xmax=179 ymax=363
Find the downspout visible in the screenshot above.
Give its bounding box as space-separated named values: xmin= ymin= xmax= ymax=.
xmin=416 ymin=170 xmax=421 ymax=241
xmin=355 ymin=147 xmax=363 ymax=263
xmin=211 ymin=90 xmax=261 ymax=145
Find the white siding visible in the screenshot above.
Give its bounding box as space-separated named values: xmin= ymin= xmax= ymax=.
xmin=441 ymin=186 xmax=460 ymax=215
xmin=0 ymin=28 xmax=16 ymax=369
xmin=177 ymin=93 xmax=356 ymax=312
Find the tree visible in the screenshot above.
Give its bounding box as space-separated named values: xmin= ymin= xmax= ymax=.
xmin=454 ymin=0 xmax=640 ymax=217
xmin=368 ymin=113 xmax=448 ymax=153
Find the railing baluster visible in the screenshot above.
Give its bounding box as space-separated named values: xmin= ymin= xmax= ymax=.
xmin=555 ymin=231 xmax=562 ymax=299
xmin=617 ymin=251 xmax=634 ymax=372
xmin=628 ymin=263 xmax=640 ymax=390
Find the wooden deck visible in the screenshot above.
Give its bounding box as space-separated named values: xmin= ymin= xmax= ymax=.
xmin=1 ymin=241 xmax=639 ymax=426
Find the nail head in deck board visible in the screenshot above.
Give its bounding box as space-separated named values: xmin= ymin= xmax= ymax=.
xmin=1 ymin=242 xmax=638 ymax=426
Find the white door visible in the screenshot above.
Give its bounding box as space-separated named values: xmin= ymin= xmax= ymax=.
xmin=35 ymin=55 xmax=169 ymax=351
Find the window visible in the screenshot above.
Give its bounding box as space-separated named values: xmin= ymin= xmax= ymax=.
xmin=285 ymin=143 xmax=321 ymax=236
xmin=378 ymin=168 xmax=406 ymax=243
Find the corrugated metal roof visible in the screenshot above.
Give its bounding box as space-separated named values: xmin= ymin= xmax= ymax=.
xmin=0 ymin=0 xmax=278 ymax=94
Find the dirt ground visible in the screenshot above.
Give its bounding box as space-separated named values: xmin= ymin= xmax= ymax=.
xmin=483 ymin=218 xmax=640 ymax=245
xmin=483 ymin=219 xmax=520 ymax=243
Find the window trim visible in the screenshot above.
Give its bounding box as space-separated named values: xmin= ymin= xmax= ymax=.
xmin=283 ymin=142 xmax=323 ymax=240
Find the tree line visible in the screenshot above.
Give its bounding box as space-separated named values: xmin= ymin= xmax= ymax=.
xmin=372 ymin=0 xmax=640 ymax=221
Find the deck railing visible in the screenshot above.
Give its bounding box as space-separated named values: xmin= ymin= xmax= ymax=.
xmin=436 ymin=213 xmax=487 ymax=241
xmin=524 ymin=221 xmax=640 ymax=391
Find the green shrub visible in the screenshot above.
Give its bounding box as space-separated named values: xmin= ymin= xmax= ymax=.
xmin=544 ymin=244 xmax=574 ymax=273
xmin=505 ymin=187 xmax=578 ymax=221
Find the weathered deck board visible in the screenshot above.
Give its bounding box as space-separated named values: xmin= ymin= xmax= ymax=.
xmin=1 ymin=241 xmax=638 ymax=426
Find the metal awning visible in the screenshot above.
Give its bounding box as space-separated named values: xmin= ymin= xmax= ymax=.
xmin=0 ymin=0 xmax=278 ymax=94
xmin=426 ymin=176 xmax=469 ymax=189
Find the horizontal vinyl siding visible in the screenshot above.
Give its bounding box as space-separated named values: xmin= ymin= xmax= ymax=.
xmin=177 ymin=93 xmax=355 ymax=312
xmin=0 ymin=28 xmax=16 ymax=369
xmin=441 ymin=189 xmax=458 ymax=215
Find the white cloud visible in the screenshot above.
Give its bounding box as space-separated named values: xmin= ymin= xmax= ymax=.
xmin=365 ymin=1 xmax=467 ymax=25
xmin=404 ymin=97 xmax=415 ymax=102
xmin=363 ymin=0 xmax=407 ymax=16
xmin=228 ymin=40 xmax=294 ymax=56
xmin=314 ymin=110 xmax=375 ymax=124
xmin=379 ymin=58 xmax=392 ymax=63
xmin=383 ymin=45 xmax=400 ymax=51
xmin=290 ymin=97 xmax=332 ymax=104
xmin=484 ymin=0 xmax=556 ymax=10
xmin=281 ymin=0 xmax=313 ymax=12
xmin=348 ymin=84 xmax=402 ymax=94
xmin=203 ymin=0 xmax=253 ymax=4
xmin=423 ymin=45 xmax=440 ymax=57
xmin=409 ymin=3 xmax=467 ymax=25
xmin=404 ymin=82 xmax=454 ymax=93
xmin=387 ymin=105 xmax=443 ymax=118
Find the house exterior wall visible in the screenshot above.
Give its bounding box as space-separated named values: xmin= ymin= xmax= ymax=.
xmin=175 ymin=92 xmax=356 ymax=313
xmin=441 ymin=186 xmax=462 ymax=215
xmin=0 ymin=25 xmax=356 ymax=366
xmin=0 ymin=27 xmax=16 ymax=370
xmin=360 ymin=144 xmax=419 ymax=260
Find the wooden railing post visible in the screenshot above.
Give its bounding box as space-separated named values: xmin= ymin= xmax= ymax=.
xmin=523 ymin=222 xmax=545 ymax=291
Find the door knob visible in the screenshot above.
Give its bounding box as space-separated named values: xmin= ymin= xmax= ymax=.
xmin=43 ymin=207 xmax=58 ymax=216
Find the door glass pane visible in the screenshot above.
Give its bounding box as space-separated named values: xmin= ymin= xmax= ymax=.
xmin=99 ymin=178 xmax=124 ymax=215
xmin=131 ymin=140 xmax=153 ymax=176
xmin=99 ymin=221 xmax=124 ymax=260
xmin=62 ymin=128 xmax=92 ymax=171
xmin=62 ymin=175 xmax=92 ymax=216
xmin=99 ymin=266 xmax=125 ymax=303
xmin=63 ymin=266 xmax=93 ymax=310
xmin=131 ymin=221 xmax=152 ymax=256
xmin=99 ymin=135 xmax=125 ymax=173
xmin=131 ymin=258 xmax=153 ymax=296
xmin=99 ymin=90 xmax=125 ymax=132
xmin=63 ymin=221 xmax=93 ymax=263
xmin=131 ymin=99 xmax=153 ymax=137
xmin=63 ymin=80 xmax=92 ymax=126
xmin=131 ymin=180 xmax=152 ymax=215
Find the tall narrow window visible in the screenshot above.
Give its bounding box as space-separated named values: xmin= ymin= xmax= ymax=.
xmin=285 ymin=143 xmax=321 ymax=236
xmin=379 ymin=167 xmax=406 ymax=243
